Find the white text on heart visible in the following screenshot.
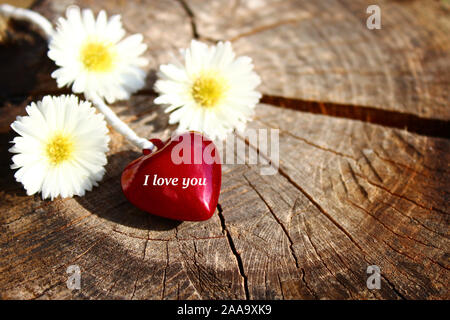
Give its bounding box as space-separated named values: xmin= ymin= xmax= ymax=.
xmin=143 ymin=174 xmax=207 ymax=189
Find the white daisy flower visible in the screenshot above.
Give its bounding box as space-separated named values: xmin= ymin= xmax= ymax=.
xmin=9 ymin=95 xmax=110 ymax=200
xmin=48 ymin=6 xmax=148 ymax=104
xmin=154 ymin=40 xmax=262 ymax=140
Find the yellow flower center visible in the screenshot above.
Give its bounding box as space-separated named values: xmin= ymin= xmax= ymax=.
xmin=81 ymin=41 xmax=115 ymax=72
xmin=45 ymin=133 xmax=74 ymax=166
xmin=191 ymin=72 xmax=228 ymax=108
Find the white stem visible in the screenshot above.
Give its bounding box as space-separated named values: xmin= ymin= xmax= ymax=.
xmin=0 ymin=4 xmax=54 ymax=38
xmin=1 ymin=4 xmax=155 ymax=152
xmin=91 ymin=94 xmax=155 ymax=151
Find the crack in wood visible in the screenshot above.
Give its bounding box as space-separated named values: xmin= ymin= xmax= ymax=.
xmin=7 ymin=90 xmax=449 ymax=142
xmin=380 ymin=201 xmax=449 ymax=239
xmin=161 ymin=241 xmax=169 ymax=299
xmin=2 ymin=0 xmax=448 ymax=299
xmin=347 ymin=199 xmax=442 ymax=251
xmin=360 ymin=151 xmax=384 ymax=183
xmin=354 ymin=172 xmax=448 ymax=215
xmin=380 ymin=237 xmax=448 ymax=280
xmin=300 ymin=268 xmax=318 ymax=299
xmin=381 ymin=274 xmax=406 ymax=300
xmin=373 ymin=149 xmax=450 ymax=176
xmin=232 ymin=135 xmax=414 ymax=299
xmin=217 ymin=203 xmax=250 ymax=300
xmin=242 ymin=174 xmax=300 ymax=269
xmin=301 ymin=213 xmax=354 ymax=299
xmin=346 ymin=162 xmax=370 ymax=199
xmin=276 ymin=166 xmax=365 ymax=253
xmin=233 ymin=134 xmax=383 ymax=280
xmin=276 ymin=162 xmax=444 ymax=298
xmin=176 ymin=0 xmax=199 ymax=39
xmin=261 ymin=95 xmax=450 ymax=140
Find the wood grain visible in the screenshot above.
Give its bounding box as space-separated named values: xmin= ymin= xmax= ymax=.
xmin=0 ymin=0 xmax=448 ymax=299
xmin=186 ymin=0 xmax=450 ymax=120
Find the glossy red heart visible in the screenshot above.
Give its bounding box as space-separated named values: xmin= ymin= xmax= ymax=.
xmin=121 ymin=132 xmax=222 ymax=221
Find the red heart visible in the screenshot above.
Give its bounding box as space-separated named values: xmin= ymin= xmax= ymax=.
xmin=121 ymin=132 xmax=222 ymax=221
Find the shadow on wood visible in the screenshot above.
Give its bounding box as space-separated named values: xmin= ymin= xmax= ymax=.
xmin=0 ymin=18 xmax=57 ymax=105
xmin=76 ymin=151 xmax=182 ymax=231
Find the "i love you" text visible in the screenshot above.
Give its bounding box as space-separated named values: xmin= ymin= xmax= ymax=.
xmin=143 ymin=174 xmax=207 ymax=189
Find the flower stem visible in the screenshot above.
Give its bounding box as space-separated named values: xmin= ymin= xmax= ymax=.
xmin=90 ymin=94 xmax=155 ymax=151
xmin=1 ymin=4 xmax=155 ymax=152
xmin=0 ymin=4 xmax=54 ymax=38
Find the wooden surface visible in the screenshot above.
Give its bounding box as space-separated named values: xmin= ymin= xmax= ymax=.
xmin=0 ymin=0 xmax=449 ymax=299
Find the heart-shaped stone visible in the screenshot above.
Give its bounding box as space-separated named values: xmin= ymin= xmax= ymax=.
xmin=121 ymin=132 xmax=222 ymax=221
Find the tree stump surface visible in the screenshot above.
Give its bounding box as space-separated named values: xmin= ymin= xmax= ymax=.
xmin=0 ymin=0 xmax=449 ymax=300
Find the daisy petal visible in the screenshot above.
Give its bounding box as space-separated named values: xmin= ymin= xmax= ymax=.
xmin=154 ymin=41 xmax=261 ymax=141
xmin=48 ymin=6 xmax=148 ymax=104
xmin=9 ymin=95 xmax=110 ymax=200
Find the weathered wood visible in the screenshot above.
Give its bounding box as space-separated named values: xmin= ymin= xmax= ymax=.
xmin=235 ymin=105 xmax=449 ymax=299
xmin=0 ymin=0 xmax=448 ymax=300
xmin=187 ymin=0 xmax=450 ymax=120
